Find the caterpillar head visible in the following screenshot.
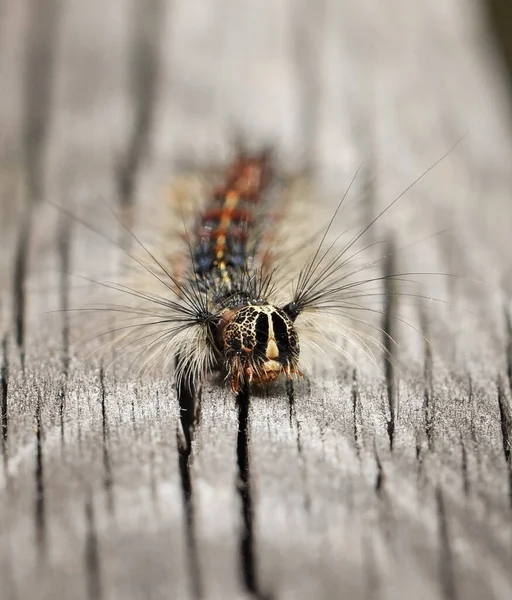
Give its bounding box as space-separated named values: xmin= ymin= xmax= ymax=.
xmin=220 ymin=304 xmax=301 ymax=393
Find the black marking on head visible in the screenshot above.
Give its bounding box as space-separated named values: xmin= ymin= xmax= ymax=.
xmin=272 ymin=313 xmax=288 ymax=348
xmin=273 ymin=310 xmax=300 ymax=363
xmin=254 ymin=313 xmax=269 ymax=359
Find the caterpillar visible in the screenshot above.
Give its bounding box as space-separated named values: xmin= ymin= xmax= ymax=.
xmin=71 ymin=144 xmax=458 ymax=409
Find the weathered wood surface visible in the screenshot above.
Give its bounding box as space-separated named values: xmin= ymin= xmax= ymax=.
xmin=2 ymin=1 xmax=512 ymax=599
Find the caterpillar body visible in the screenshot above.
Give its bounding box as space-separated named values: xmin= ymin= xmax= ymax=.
xmin=78 ymin=146 xmax=446 ymax=405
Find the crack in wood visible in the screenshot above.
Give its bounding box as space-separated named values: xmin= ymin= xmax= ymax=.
xmin=236 ymin=384 xmax=271 ymax=600
xmin=352 ymin=368 xmax=361 ymax=459
xmin=421 ymin=308 xmax=435 ymax=451
xmin=176 ymin=373 xmax=203 ymax=599
xmin=236 ymin=385 xmax=257 ymax=594
xmin=1 ymin=336 xmax=8 ymax=461
xmin=374 ymin=441 xmax=395 ymax=545
xmin=460 ymin=435 xmax=470 ymax=497
xmin=15 ymin=0 xmax=61 ymax=371
xmin=436 ymin=486 xmax=458 ymax=600
xmin=58 ymin=215 xmax=70 ymax=448
xmin=155 ymin=389 xmax=161 ymax=422
xmin=35 ymin=390 xmax=46 ymax=552
xmin=505 ymin=307 xmax=512 ymax=398
xmin=57 ymin=383 xmax=66 ymax=450
xmin=84 ymin=497 xmax=103 ymax=600
xmin=23 ymin=0 xmax=61 ymax=206
xmin=415 ymin=435 xmax=426 ymax=483
xmin=374 ymin=442 xmax=384 ymax=497
xmin=117 ymin=0 xmax=164 ymax=222
xmin=99 ymin=367 xmax=114 ymax=513
xmin=13 ymin=214 xmax=30 ymax=371
xmin=383 ymin=240 xmax=397 ymax=451
xmin=497 ymin=377 xmax=512 ymax=509
xmin=467 ymin=374 xmax=477 ymax=445
xmin=16 ymin=0 xmax=62 ymax=364
xmin=77 ymin=385 xmax=83 ymax=451
xmin=58 ymin=215 xmax=71 ymax=377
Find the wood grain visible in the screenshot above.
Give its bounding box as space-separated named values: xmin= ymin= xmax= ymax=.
xmin=2 ymin=1 xmax=512 ymax=599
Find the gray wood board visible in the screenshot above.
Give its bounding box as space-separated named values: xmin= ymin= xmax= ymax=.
xmin=2 ymin=1 xmax=512 ymax=599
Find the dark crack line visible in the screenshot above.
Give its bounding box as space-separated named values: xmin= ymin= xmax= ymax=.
xmin=13 ymin=214 xmax=30 ymax=371
xmin=17 ymin=0 xmax=61 ymax=367
xmin=35 ymin=391 xmax=46 ymax=551
xmin=460 ymin=435 xmax=470 ymax=496
xmin=155 ymin=389 xmax=161 ymax=422
xmin=176 ymin=363 xmax=203 ymax=599
xmin=415 ymin=435 xmax=425 ymax=482
xmin=16 ymin=0 xmax=61 ymax=370
xmin=23 ymin=0 xmax=61 ymax=206
xmin=374 ymin=441 xmax=384 ymax=498
xmin=59 ymin=214 xmax=70 ymax=376
xmin=421 ymin=308 xmax=434 ymax=451
xmin=1 ymin=336 xmax=8 ymax=460
xmin=436 ymin=487 xmax=457 ymax=600
xmin=468 ymin=374 xmax=477 ymax=444
xmin=177 ymin=430 xmax=202 ymax=599
xmin=383 ymin=240 xmax=397 ymax=450
xmin=352 ymin=369 xmax=361 ymax=459
xmin=99 ymin=368 xmax=114 ymax=513
xmin=131 ymin=386 xmax=138 ymax=435
xmin=374 ymin=441 xmax=394 ymax=545
xmin=287 ymin=379 xmax=295 ymax=430
xmin=497 ymin=378 xmax=512 ymax=509
xmin=58 ymin=215 xmax=70 ymax=447
xmin=77 ymin=389 xmax=83 ymax=450
xmin=505 ymin=307 xmax=512 ymax=398
xmin=466 ymin=373 xmax=482 ymax=486
xmin=57 ymin=383 xmax=66 ymax=450
xmin=236 ymin=383 xmax=269 ymax=599
xmin=84 ymin=498 xmax=103 ymax=600
xmin=117 ymin=0 xmax=164 ymax=220
xmin=236 ymin=385 xmax=257 ymax=594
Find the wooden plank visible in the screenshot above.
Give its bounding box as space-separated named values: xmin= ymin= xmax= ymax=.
xmin=1 ymin=1 xmax=512 ymax=599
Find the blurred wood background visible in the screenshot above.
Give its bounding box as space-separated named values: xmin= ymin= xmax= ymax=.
xmin=2 ymin=1 xmax=512 ymax=599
